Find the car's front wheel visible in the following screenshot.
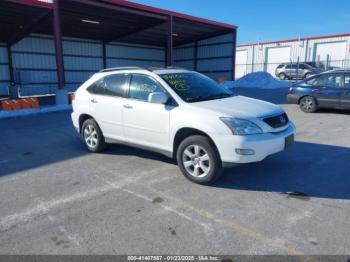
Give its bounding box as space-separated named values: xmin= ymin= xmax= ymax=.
xmin=177 ymin=135 xmax=222 ymax=184
xmin=81 ymin=118 xmax=107 ymax=153
xmin=299 ymin=96 xmax=317 ymax=113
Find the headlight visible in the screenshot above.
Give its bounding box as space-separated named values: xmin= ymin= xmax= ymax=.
xmin=220 ymin=117 xmax=263 ymax=135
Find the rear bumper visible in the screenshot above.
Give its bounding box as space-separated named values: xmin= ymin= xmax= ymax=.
xmin=213 ymin=123 xmax=295 ymax=164
xmin=71 ymin=112 xmax=79 ymax=133
xmin=287 ymin=94 xmax=301 ymax=104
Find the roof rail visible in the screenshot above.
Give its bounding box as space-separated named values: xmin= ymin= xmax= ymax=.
xmin=148 ymin=66 xmax=187 ymax=71
xmin=99 ymin=66 xmax=145 ymax=73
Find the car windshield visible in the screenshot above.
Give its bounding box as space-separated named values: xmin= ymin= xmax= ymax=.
xmin=159 ymin=72 xmax=232 ymax=102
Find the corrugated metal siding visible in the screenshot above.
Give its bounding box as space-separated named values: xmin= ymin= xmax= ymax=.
xmin=0 ymin=43 xmax=9 ymax=97
xmin=106 ymin=42 xmax=165 ymax=70
xmin=11 ymin=35 xmax=56 ymax=96
xmin=9 ymin=34 xmax=166 ymax=96
xmin=174 ymin=33 xmax=234 ymax=80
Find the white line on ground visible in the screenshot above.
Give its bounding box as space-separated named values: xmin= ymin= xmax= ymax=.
xmin=47 ymin=215 xmax=81 ymax=247
xmin=0 ymin=184 xmax=116 ymax=232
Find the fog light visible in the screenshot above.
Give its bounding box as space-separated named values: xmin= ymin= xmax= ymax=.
xmin=235 ymin=148 xmax=255 ymax=155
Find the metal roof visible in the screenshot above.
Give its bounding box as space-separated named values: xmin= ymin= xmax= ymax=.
xmin=1 ymin=0 xmax=237 ymax=46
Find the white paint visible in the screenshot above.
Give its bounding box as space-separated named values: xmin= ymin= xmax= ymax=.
xmin=0 ymin=185 xmax=116 ymax=232
xmin=47 ymin=215 xmax=81 ymax=247
xmin=236 ymin=49 xmax=248 ymax=78
xmin=265 ymin=46 xmax=291 ymax=75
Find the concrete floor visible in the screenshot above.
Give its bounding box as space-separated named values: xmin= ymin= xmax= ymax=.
xmin=0 ymin=91 xmax=349 ymax=255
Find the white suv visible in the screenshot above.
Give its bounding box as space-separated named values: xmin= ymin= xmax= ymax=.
xmin=71 ymin=67 xmax=295 ymax=184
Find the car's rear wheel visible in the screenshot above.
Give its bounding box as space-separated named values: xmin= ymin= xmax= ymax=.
xmin=278 ymin=73 xmax=287 ymax=80
xmin=299 ymin=96 xmax=317 ymax=113
xmin=304 ymin=72 xmax=312 ymax=79
xmin=176 ymin=135 xmax=222 ymax=184
xmin=81 ymin=118 xmax=106 ymax=153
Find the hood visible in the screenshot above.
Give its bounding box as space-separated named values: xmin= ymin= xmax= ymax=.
xmin=190 ymin=95 xmax=283 ymax=119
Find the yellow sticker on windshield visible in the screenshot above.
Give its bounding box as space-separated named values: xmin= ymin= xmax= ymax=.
xmin=162 ymin=74 xmax=190 ymax=91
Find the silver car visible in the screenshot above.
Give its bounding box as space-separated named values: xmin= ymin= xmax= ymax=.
xmin=275 ymin=63 xmax=321 ymax=80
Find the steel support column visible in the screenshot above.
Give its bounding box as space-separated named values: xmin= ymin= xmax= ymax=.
xmin=7 ymin=45 xmax=14 ymax=84
xmin=194 ymin=41 xmax=198 ymax=71
xmin=166 ymin=16 xmax=173 ymax=66
xmin=231 ymin=29 xmax=237 ymax=80
xmin=53 ymin=0 xmax=65 ymax=89
xmin=102 ymin=41 xmax=107 ymax=69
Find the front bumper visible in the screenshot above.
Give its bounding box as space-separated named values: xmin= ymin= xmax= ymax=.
xmin=212 ymin=123 xmax=295 ymax=165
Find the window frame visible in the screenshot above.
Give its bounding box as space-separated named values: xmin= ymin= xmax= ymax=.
xmin=343 ymin=73 xmax=350 ymax=88
xmin=127 ymin=73 xmax=170 ymax=103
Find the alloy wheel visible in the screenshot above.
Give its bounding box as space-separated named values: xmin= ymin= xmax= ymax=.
xmin=182 ymin=145 xmax=210 ymax=178
xmin=84 ymin=124 xmax=98 ymax=149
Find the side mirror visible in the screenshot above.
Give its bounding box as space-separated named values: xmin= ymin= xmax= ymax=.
xmin=148 ymin=92 xmax=168 ymax=104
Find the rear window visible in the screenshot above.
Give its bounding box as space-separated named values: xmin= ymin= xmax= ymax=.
xmin=277 ymin=64 xmax=285 ymax=69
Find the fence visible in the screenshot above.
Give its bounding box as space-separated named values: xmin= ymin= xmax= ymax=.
xmin=236 ymin=58 xmax=350 ymax=80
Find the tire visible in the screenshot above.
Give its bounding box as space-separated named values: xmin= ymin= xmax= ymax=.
xmin=176 ymin=135 xmax=222 ymax=184
xmin=299 ymin=96 xmax=318 ymax=113
xmin=81 ymin=118 xmax=107 ymax=153
xmin=304 ymin=72 xmax=312 ymax=79
xmin=278 ymin=73 xmax=286 ymax=80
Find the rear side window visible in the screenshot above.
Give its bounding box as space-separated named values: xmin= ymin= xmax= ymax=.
xmin=313 ymin=74 xmax=343 ymax=88
xmin=104 ymin=74 xmax=128 ymax=97
xmin=87 ymin=78 xmax=105 ymax=94
xmin=277 ymin=64 xmax=284 ymax=69
xmin=129 ymin=74 xmax=165 ymax=101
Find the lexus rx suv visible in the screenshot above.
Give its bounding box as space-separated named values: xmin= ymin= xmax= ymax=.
xmin=71 ymin=67 xmax=295 ymax=184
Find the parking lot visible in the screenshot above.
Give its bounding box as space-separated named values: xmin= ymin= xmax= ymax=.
xmin=0 ymin=90 xmax=350 ymax=255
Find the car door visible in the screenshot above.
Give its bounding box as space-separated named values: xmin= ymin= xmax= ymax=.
xmin=341 ymin=73 xmax=350 ymax=109
xmin=310 ymin=73 xmax=343 ymax=108
xmin=122 ymin=74 xmax=171 ymax=152
xmin=88 ymin=73 xmax=129 ymax=141
xmin=286 ymin=64 xmax=296 ymax=78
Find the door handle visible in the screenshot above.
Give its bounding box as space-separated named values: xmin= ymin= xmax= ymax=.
xmin=91 ymin=98 xmax=98 ymax=103
xmin=123 ymin=104 xmax=133 ymax=109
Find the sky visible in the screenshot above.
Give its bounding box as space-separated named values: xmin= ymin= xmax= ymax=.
xmin=129 ymin=0 xmax=350 ymax=45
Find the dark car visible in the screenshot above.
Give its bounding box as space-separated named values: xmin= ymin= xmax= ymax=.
xmin=287 ymin=70 xmax=350 ymax=113
xmin=275 ymin=63 xmax=322 ymax=80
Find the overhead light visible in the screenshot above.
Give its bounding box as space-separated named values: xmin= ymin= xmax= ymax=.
xmin=172 ymin=33 xmax=178 ymax=37
xmin=81 ymin=19 xmax=100 ymax=24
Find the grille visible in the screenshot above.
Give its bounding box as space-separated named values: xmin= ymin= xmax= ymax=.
xmin=263 ymin=113 xmax=289 ymax=128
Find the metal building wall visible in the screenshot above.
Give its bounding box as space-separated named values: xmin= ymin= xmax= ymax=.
xmin=106 ymin=42 xmax=165 ymax=69
xmin=0 ymin=43 xmax=10 ymax=97
xmin=174 ymin=33 xmax=235 ymax=80
xmin=236 ymin=34 xmax=350 ymax=78
xmin=8 ymin=34 xmax=165 ymax=97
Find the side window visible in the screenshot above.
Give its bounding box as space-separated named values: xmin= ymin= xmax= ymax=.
xmin=129 ymin=74 xmax=165 ymax=102
xmin=344 ymin=74 xmax=350 ymax=88
xmin=314 ymin=74 xmax=343 ymax=88
xmin=299 ymin=64 xmax=306 ymax=69
xmin=306 ymin=76 xmax=317 ymax=85
xmin=104 ymin=74 xmax=128 ymax=97
xmin=286 ymin=64 xmax=297 ymax=69
xmin=87 ymin=78 xmax=105 ymax=94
